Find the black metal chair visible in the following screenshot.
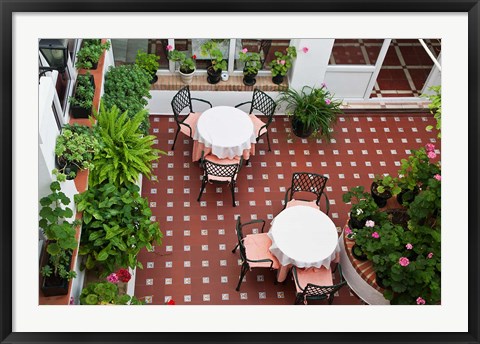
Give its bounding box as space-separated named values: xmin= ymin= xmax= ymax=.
xmin=234 ymin=89 xmax=277 ymax=152
xmin=283 ymin=172 xmax=330 ymax=214
xmin=292 ymin=264 xmax=346 ymax=305
xmin=171 ymin=86 xmax=212 ymax=150
xmin=197 ymin=152 xmax=243 ymax=207
xmin=231 ymin=216 xmax=280 ymax=291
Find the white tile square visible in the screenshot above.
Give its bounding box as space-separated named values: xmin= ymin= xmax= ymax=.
xmin=184 ymin=245 xmax=191 ymax=251
xmin=165 ymin=261 xmax=173 ymax=268
xmin=202 ymin=260 xmax=209 ymax=267
xmin=165 ymin=278 xmax=172 ymax=285
xmin=202 ymin=277 xmax=210 ymax=284
xmin=184 ymin=261 xmax=191 ymax=267
xmin=201 ymin=245 xmax=209 ymax=251
xmin=147 ymin=262 xmax=154 ymax=269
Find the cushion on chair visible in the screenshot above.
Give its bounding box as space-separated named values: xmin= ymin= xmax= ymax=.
xmin=205 ymin=154 xmax=241 ymax=183
xmin=243 ymin=233 xmax=280 ymax=269
xmin=286 ymin=199 xmax=319 ymax=209
xmin=180 ymin=112 xmax=201 ymax=138
xmin=295 ymin=266 xmax=333 ymax=293
xmin=249 ymin=114 xmax=268 ymax=138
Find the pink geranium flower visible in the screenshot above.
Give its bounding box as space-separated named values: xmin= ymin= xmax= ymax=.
xmin=325 ymin=99 xmax=331 ymax=105
xmin=372 ymin=232 xmax=380 ymax=239
xmin=321 ymin=82 xmax=326 ymax=87
xmin=434 ymin=174 xmax=441 ymax=181
xmin=427 ymin=252 xmax=434 ymax=259
xmin=241 ymin=48 xmax=248 ymax=53
xmin=416 ymin=297 xmax=426 ymax=305
xmin=280 ymin=60 xmax=286 ymax=65
xmin=365 ymin=220 xmax=375 ymax=227
xmin=344 ymin=227 xmax=352 ymax=235
xmin=302 ymin=47 xmax=309 ymax=53
xmin=107 ymin=273 xmax=119 ymax=284
xmin=425 ymin=143 xmax=435 ymax=152
xmin=166 ymin=45 xmax=173 ymax=51
xmin=427 ymin=151 xmax=437 ymax=159
xmin=406 ymin=243 xmax=413 ymax=250
xmin=399 ymin=257 xmax=410 ymax=267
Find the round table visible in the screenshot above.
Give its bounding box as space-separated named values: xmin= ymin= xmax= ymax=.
xmin=268 ymin=205 xmax=339 ymax=282
xmin=194 ymin=106 xmax=256 ymax=159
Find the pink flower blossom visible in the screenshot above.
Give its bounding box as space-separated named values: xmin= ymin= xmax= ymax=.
xmin=372 ymin=232 xmax=380 ymax=239
xmin=280 ymin=60 xmax=286 ymax=65
xmin=321 ymin=82 xmax=327 ymax=87
xmin=399 ymin=257 xmax=410 ymax=267
xmin=365 ymin=220 xmax=375 ymax=227
xmin=302 ymin=47 xmax=309 ymax=53
xmin=344 ymin=227 xmax=352 ymax=235
xmin=406 ymin=243 xmax=413 ymax=250
xmin=325 ymin=99 xmax=331 ymax=105
xmin=434 ymin=174 xmax=441 ymax=181
xmin=241 ymin=48 xmax=248 ymax=53
xmin=416 ymin=297 xmax=426 ymax=305
xmin=107 ymin=273 xmax=119 ymax=284
xmin=425 ymin=143 xmax=435 ymax=152
xmin=427 ymin=151 xmax=437 ymax=159
xmin=427 ymin=252 xmax=434 ymax=259
xmin=166 ymin=45 xmax=173 ymax=52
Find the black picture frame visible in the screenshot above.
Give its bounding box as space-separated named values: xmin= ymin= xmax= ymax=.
xmin=1 ymin=1 xmax=479 ymax=343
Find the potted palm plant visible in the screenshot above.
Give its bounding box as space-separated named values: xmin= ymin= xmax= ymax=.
xmin=277 ymin=84 xmax=343 ymax=139
xmin=135 ymin=50 xmax=160 ymax=84
xmin=239 ymin=48 xmax=262 ymax=86
xmin=200 ymin=40 xmax=227 ymax=84
xmin=166 ymin=45 xmax=197 ymax=84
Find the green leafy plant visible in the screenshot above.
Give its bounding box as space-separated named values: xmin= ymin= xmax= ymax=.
xmin=135 ymin=50 xmax=160 ymax=77
xmin=54 ymin=123 xmax=99 ymax=181
xmin=69 ymin=72 xmax=95 ymax=109
xmin=89 ymin=103 xmax=164 ymax=187
xmin=166 ymin=46 xmax=196 ymax=74
xmin=342 ymin=186 xmax=382 ymax=224
xmin=39 ymin=180 xmax=80 ymax=281
xmin=200 ymin=40 xmax=227 ymax=72
xmin=75 ymin=182 xmax=163 ymax=276
xmin=102 ymin=64 xmax=152 ymax=134
xmin=373 ymin=174 xmax=401 ymax=195
xmin=75 ymin=39 xmax=111 ymax=70
xmin=239 ymin=48 xmax=262 ymax=75
xmin=80 ymin=281 xmax=144 ymax=305
xmin=277 ymin=85 xmax=343 ymax=140
xmin=269 ymin=46 xmax=297 ymax=77
xmin=422 ymin=85 xmax=441 ymax=138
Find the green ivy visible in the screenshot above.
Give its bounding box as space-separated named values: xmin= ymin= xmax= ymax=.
xmin=75 ymin=182 xmax=163 ymax=276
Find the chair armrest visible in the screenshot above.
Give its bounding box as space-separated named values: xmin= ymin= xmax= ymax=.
xmin=283 ymin=187 xmax=292 ymax=210
xmin=241 ymin=219 xmax=266 ymax=233
xmin=191 ymin=97 xmax=213 ymax=108
xmin=234 ymin=101 xmax=252 ymax=110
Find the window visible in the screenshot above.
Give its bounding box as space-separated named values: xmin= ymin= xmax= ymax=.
xmin=234 ymin=39 xmax=291 ymax=72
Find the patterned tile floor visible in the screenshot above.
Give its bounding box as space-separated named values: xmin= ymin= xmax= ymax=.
xmin=135 ymin=113 xmax=439 ymax=305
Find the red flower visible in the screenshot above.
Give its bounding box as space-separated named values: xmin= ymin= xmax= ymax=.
xmin=116 ymin=268 xmax=131 ymax=283
xmin=166 ymin=299 xmax=175 ymax=305
xmin=192 ymin=54 xmax=197 ymax=59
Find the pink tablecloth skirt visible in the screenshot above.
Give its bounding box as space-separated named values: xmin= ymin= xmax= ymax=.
xmin=192 ymin=140 xmax=256 ymax=162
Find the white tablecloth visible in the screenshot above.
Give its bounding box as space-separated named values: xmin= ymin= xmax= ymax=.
xmin=194 ymin=106 xmax=256 ymax=159
xmin=268 ymin=206 xmax=339 ymax=270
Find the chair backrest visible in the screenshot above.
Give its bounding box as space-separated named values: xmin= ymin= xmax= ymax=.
xmin=171 ymin=86 xmax=193 ymax=123
xmin=235 ymin=216 xmax=248 ymax=262
xmin=302 ymin=280 xmax=346 ymax=299
xmin=202 ymin=157 xmax=242 ymax=182
xmin=249 ymin=89 xmax=277 ymax=123
xmin=289 ymin=172 xmax=328 ymax=205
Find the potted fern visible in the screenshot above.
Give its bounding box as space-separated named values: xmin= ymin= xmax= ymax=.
xmin=135 ymin=50 xmax=160 ymax=84
xmin=277 ymin=85 xmax=343 ymax=139
xmin=75 ymin=39 xmax=111 ymax=70
xmin=200 ymin=40 xmax=227 ymax=84
xmin=39 ymin=180 xmax=79 ymax=296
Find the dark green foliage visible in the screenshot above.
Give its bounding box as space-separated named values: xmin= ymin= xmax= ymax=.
xmin=69 ymin=72 xmax=95 ymax=109
xmin=75 ymin=39 xmax=111 ymax=70
xmin=80 ymin=282 xmax=145 ymax=305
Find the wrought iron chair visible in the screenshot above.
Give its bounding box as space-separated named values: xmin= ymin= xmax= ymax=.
xmin=283 ymin=172 xmax=330 ymax=214
xmin=170 ymin=86 xmax=212 ymax=150
xmin=234 ymin=89 xmax=277 ymax=152
xmin=197 ymin=152 xmax=243 ymax=207
xmin=292 ymin=264 xmax=346 ymax=305
xmin=231 ymin=216 xmax=280 ymax=291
